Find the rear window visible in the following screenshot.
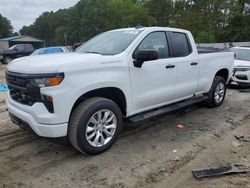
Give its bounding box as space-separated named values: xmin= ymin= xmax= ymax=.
xmin=172 ymin=32 xmax=191 ymax=57
xmin=45 ymin=48 xmax=63 ymax=54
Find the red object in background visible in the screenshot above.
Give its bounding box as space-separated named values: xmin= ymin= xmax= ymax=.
xmin=177 ymin=124 xmax=184 ymax=129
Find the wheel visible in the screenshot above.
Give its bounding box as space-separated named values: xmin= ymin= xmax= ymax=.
xmin=68 ymin=97 xmax=123 ymax=155
xmin=3 ymin=56 xmax=13 ymax=64
xmin=206 ymin=76 xmax=226 ymax=107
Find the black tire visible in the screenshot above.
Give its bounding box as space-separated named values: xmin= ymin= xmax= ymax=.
xmin=68 ymin=97 xmax=123 ymax=155
xmin=3 ymin=56 xmax=12 ymax=64
xmin=206 ymin=76 xmax=226 ymax=107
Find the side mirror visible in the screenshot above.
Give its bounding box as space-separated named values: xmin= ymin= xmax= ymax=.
xmin=132 ymin=49 xmax=158 ymax=68
xmin=14 ymin=48 xmax=19 ymax=52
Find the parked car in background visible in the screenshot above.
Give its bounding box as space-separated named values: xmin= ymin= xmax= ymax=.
xmin=0 ymin=44 xmax=34 ymax=64
xmin=31 ymin=46 xmax=71 ymax=56
xmin=230 ymin=47 xmax=250 ymax=86
xmin=72 ymin=42 xmax=83 ymax=51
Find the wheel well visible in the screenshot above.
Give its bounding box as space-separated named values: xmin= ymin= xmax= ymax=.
xmin=71 ymin=87 xmax=127 ymax=117
xmin=215 ymin=69 xmax=229 ymax=82
xmin=3 ymin=55 xmax=13 ymax=61
xmin=4 ymin=54 xmax=12 ymax=58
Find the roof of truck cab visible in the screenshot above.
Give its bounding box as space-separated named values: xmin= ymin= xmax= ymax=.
xmin=111 ymin=27 xmax=190 ymax=33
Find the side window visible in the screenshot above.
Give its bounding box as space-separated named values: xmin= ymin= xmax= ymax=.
xmin=15 ymin=45 xmax=24 ymax=52
xmin=24 ymin=45 xmax=32 ymax=52
xmin=137 ymin=32 xmax=170 ymax=59
xmin=28 ymin=45 xmax=33 ymax=51
xmin=172 ymin=32 xmax=191 ymax=57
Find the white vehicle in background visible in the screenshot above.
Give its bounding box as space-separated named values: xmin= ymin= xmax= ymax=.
xmin=230 ymin=47 xmax=250 ymax=86
xmin=6 ymin=27 xmax=234 ymax=155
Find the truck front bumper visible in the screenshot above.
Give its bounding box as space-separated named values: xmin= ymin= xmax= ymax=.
xmin=230 ymin=70 xmax=250 ymax=86
xmin=6 ymin=93 xmax=68 ymax=138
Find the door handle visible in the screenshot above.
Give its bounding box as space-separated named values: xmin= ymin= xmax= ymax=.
xmin=191 ymin=62 xmax=198 ymax=66
xmin=165 ymin=64 xmax=175 ymax=69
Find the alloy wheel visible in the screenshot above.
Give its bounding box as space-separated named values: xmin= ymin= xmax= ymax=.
xmin=85 ymin=109 xmax=117 ymax=147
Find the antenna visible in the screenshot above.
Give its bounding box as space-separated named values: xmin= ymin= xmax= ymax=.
xmin=135 ymin=25 xmax=144 ymax=29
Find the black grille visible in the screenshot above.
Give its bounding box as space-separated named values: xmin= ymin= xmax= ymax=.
xmin=9 ymin=89 xmax=37 ymax=106
xmin=235 ymin=74 xmax=248 ymax=80
xmin=6 ymin=71 xmax=41 ymax=106
xmin=6 ymin=73 xmax=27 ymax=87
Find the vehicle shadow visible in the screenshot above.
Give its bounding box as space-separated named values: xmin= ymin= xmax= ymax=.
xmin=46 ymin=104 xmax=201 ymax=146
xmin=227 ymin=85 xmax=250 ymax=93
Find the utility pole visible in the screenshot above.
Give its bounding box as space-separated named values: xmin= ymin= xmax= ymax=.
xmin=64 ymin=33 xmax=67 ymax=46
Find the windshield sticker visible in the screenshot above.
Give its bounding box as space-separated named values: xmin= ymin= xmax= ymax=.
xmin=124 ymin=31 xmax=139 ymax=35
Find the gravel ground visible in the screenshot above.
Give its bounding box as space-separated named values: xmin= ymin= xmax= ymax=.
xmin=0 ymin=64 xmax=249 ymax=188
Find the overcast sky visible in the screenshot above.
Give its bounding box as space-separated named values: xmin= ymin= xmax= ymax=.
xmin=0 ymin=0 xmax=80 ymax=32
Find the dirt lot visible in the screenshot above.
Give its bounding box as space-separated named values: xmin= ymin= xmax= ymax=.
xmin=0 ymin=64 xmax=249 ymax=188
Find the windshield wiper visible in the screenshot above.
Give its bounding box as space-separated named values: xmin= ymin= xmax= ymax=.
xmin=84 ymin=51 xmax=101 ymax=54
xmin=83 ymin=51 xmax=113 ymax=56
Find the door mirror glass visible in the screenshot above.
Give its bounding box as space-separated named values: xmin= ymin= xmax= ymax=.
xmin=133 ymin=49 xmax=158 ymax=68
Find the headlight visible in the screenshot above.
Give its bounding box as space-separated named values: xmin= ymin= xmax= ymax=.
xmin=234 ymin=66 xmax=250 ymax=72
xmin=30 ymin=73 xmax=64 ymax=88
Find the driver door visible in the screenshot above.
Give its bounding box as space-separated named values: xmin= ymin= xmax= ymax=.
xmin=129 ymin=31 xmax=177 ymax=112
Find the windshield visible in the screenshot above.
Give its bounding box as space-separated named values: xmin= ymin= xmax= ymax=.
xmin=231 ymin=48 xmax=250 ymax=61
xmin=9 ymin=45 xmax=18 ymax=50
xmin=77 ymin=30 xmax=142 ymax=55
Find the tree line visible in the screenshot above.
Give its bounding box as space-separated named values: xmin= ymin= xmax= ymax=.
xmin=0 ymin=14 xmax=13 ymax=38
xmin=1 ymin=0 xmax=250 ymax=46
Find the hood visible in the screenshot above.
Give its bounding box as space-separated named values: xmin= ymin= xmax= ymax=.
xmin=234 ymin=59 xmax=250 ymax=67
xmin=7 ymin=52 xmax=113 ymax=74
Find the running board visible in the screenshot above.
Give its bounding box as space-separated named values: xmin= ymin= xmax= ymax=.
xmin=128 ymin=96 xmax=208 ymax=123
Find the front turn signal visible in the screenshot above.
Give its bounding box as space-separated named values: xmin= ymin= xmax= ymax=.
xmin=48 ymin=76 xmax=64 ymax=87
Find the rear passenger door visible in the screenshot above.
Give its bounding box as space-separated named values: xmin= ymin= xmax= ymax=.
xmin=24 ymin=45 xmax=34 ymax=56
xmin=170 ymin=32 xmax=199 ymax=99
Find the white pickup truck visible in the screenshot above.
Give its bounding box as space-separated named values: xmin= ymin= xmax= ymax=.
xmin=6 ymin=27 xmax=234 ymax=155
xmin=230 ymin=46 xmax=250 ymax=86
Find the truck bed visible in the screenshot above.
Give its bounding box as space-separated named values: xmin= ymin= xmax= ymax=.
xmin=197 ymin=47 xmax=229 ymax=54
xmin=197 ymin=51 xmax=234 ymax=92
